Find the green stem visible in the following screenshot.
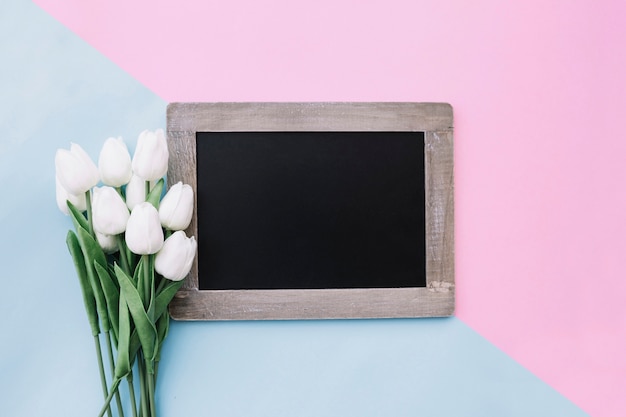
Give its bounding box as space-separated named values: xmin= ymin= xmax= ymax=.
xmin=105 ymin=332 xmax=125 ymax=417
xmin=127 ymin=372 xmax=139 ymax=417
xmin=147 ymin=360 xmax=157 ymax=417
xmin=144 ymin=252 xmax=157 ymax=417
xmin=94 ymin=335 xmax=112 ymax=417
xmin=138 ymin=356 xmax=150 ymax=417
xmin=97 ymin=379 xmax=122 ymax=417
xmin=155 ymin=279 xmax=166 ymax=297
xmin=145 ymin=181 xmax=151 ymax=200
xmin=85 ymin=190 xmax=94 ymax=238
xmin=117 ymin=234 xmax=131 ymax=276
xmin=142 ymin=254 xmax=151 ymax=310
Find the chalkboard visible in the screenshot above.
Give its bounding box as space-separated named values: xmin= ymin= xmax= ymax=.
xmin=196 ymin=131 xmax=426 ymax=290
xmin=167 ymin=102 xmax=454 ymax=320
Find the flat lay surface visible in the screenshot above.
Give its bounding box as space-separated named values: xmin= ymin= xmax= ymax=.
xmin=1 ymin=0 xmax=625 ymax=415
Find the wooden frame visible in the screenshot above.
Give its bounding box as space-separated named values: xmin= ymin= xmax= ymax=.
xmin=167 ymin=102 xmax=454 ymax=320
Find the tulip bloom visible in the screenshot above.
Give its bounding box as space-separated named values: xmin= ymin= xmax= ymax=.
xmin=98 ymin=137 xmax=132 ymax=187
xmin=155 ymin=231 xmax=197 ymax=281
xmin=159 ymin=182 xmax=194 ymax=231
xmin=125 ymin=174 xmax=157 ymax=210
xmin=55 ymin=176 xmax=87 ymax=215
xmin=125 ymin=174 xmax=147 ymax=210
xmin=92 ymin=186 xmax=130 ymax=236
xmin=96 ymin=232 xmax=119 ymax=254
xmin=132 ymin=129 xmax=169 ymax=181
xmin=125 ymin=202 xmax=164 ymax=255
xmin=55 ymin=143 xmax=100 ymax=195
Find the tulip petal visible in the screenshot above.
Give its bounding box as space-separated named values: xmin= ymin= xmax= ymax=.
xmin=56 ymin=176 xmax=87 ymax=214
xmin=155 ymin=231 xmax=196 ymax=281
xmin=55 ymin=144 xmax=99 ymax=194
xmin=96 ymin=232 xmax=119 ymax=254
xmin=125 ymin=174 xmax=147 ymax=210
xmin=92 ymin=186 xmax=130 ymax=236
xmin=132 ymin=129 xmax=169 ymax=181
xmin=126 ymin=202 xmax=163 ymax=255
xmin=99 ymin=137 xmax=132 ymax=187
xmin=159 ymin=182 xmax=194 ymax=231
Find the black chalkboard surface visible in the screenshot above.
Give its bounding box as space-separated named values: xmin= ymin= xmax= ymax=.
xmin=196 ymin=131 xmax=426 ymax=290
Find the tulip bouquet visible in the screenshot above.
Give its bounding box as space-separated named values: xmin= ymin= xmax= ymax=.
xmin=55 ymin=130 xmax=196 ymax=417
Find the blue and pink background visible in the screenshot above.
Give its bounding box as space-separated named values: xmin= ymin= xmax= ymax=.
xmin=1 ymin=1 xmax=625 ymax=416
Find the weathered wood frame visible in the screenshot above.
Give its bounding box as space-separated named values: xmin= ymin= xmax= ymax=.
xmin=167 ymin=102 xmax=454 ymax=320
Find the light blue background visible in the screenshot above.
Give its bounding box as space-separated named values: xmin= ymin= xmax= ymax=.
xmin=0 ymin=1 xmax=587 ymax=416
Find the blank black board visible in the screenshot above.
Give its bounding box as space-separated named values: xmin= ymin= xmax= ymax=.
xmin=196 ymin=131 xmax=426 ymax=290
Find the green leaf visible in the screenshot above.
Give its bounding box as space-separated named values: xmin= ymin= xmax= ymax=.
xmin=151 ymin=280 xmax=183 ymax=362
xmin=67 ymin=200 xmax=89 ymax=232
xmin=128 ymin=330 xmax=141 ymax=367
xmin=114 ymin=291 xmax=131 ymax=380
xmin=115 ymin=264 xmax=157 ymax=372
xmin=147 ymin=258 xmax=156 ymax=323
xmin=133 ymin=256 xmax=144 ymax=283
xmin=146 ymin=178 xmax=164 ymax=209
xmin=136 ymin=255 xmax=157 ymax=314
xmin=95 ymin=261 xmax=120 ymax=343
xmin=66 ymin=231 xmax=99 ymax=336
xmin=134 ymin=256 xmax=148 ymax=306
xmin=131 ymin=253 xmax=143 ymax=287
xmin=76 ymin=227 xmax=108 ymax=267
xmin=155 ymin=279 xmax=184 ymax=319
xmin=77 ymin=227 xmax=110 ymax=332
xmin=127 ymin=250 xmax=137 ymax=276
xmin=118 ymin=230 xmax=138 ymax=279
xmin=154 ymin=310 xmax=170 ymax=362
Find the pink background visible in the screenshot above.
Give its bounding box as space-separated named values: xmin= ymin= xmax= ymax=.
xmin=33 ymin=0 xmax=626 ymax=415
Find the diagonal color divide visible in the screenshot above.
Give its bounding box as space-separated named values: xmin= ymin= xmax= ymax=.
xmin=25 ymin=0 xmax=626 ymax=415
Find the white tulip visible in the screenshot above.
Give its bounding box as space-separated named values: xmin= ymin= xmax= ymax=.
xmin=125 ymin=174 xmax=146 ymax=210
xmin=155 ymin=231 xmax=197 ymax=281
xmin=96 ymin=232 xmax=119 ymax=254
xmin=132 ymin=129 xmax=169 ymax=181
xmin=125 ymin=174 xmax=157 ymax=210
xmin=92 ymin=186 xmax=130 ymax=235
xmin=55 ymin=176 xmax=87 ymax=215
xmin=159 ymin=182 xmax=194 ymax=231
xmin=55 ymin=143 xmax=100 ymax=195
xmin=125 ymin=202 xmax=164 ymax=255
xmin=98 ymin=137 xmax=132 ymax=187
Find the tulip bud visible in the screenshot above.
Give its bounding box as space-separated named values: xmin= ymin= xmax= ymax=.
xmin=125 ymin=174 xmax=146 ymax=210
xmin=98 ymin=137 xmax=132 ymax=187
xmin=55 ymin=176 xmax=87 ymax=215
xmin=159 ymin=182 xmax=194 ymax=231
xmin=55 ymin=143 xmax=100 ymax=195
xmin=96 ymin=232 xmax=119 ymax=254
xmin=125 ymin=202 xmax=164 ymax=255
xmin=132 ymin=129 xmax=169 ymax=181
xmin=125 ymin=174 xmax=158 ymax=210
xmin=92 ymin=186 xmax=130 ymax=235
xmin=155 ymin=231 xmax=197 ymax=281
